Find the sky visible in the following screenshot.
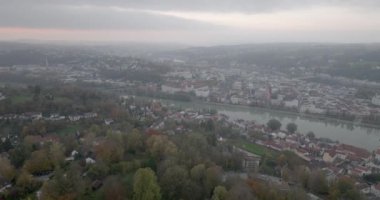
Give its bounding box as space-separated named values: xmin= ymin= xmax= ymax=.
xmin=1 ymin=0 xmax=380 ymax=45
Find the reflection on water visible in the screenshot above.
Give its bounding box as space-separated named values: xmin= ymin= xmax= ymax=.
xmin=158 ymin=99 xmax=380 ymax=150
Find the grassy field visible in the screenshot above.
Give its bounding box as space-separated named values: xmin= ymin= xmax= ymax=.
xmin=57 ymin=124 xmax=81 ymax=135
xmin=234 ymin=140 xmax=269 ymax=156
xmin=54 ymin=97 xmax=72 ymax=104
xmin=11 ymin=95 xmax=32 ymax=104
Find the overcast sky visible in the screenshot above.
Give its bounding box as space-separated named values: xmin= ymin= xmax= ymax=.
xmin=1 ymin=0 xmax=380 ymax=45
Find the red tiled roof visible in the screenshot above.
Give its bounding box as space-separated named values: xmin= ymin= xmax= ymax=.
xmin=337 ymin=144 xmax=370 ymax=158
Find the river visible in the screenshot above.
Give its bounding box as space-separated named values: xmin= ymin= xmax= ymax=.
xmin=142 ymin=97 xmax=380 ymax=151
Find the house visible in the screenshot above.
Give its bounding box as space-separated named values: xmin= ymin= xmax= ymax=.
xmin=0 ymin=92 xmax=5 ymax=101
xmin=371 ymin=183 xmax=380 ymax=197
xmin=284 ymin=99 xmax=299 ymax=109
xmin=323 ymin=150 xmax=337 ymax=163
xmin=83 ymin=112 xmax=97 ymax=119
xmin=375 ymin=148 xmax=380 ymax=161
xmin=68 ymin=115 xmax=82 ymax=121
xmin=85 ymin=157 xmax=96 ymax=165
xmin=103 ymin=118 xmax=113 ymax=126
xmin=348 ymin=166 xmax=371 ymax=177
xmin=194 ymin=86 xmax=210 ymax=98
xmin=336 ymin=144 xmax=371 ymax=162
xmin=161 ymin=82 xmax=193 ymax=94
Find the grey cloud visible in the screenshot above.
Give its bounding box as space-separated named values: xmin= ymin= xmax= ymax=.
xmin=0 ymin=4 xmax=221 ymax=30
xmin=2 ymin=0 xmax=380 ymax=13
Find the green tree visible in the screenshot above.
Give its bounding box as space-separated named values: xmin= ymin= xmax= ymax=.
xmin=40 ymin=165 xmax=85 ymax=200
xmin=267 ymin=119 xmax=282 ymax=131
xmin=306 ymin=131 xmax=315 ymax=139
xmin=125 ymin=129 xmax=144 ymax=153
xmin=160 ymin=165 xmax=188 ymax=200
xmin=286 ymin=123 xmax=297 ymax=134
xmin=133 ymin=168 xmax=161 ymax=200
xmin=212 ymin=186 xmax=227 ymax=200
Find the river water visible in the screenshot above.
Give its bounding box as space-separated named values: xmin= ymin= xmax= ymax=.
xmin=150 ymin=98 xmax=380 ymax=151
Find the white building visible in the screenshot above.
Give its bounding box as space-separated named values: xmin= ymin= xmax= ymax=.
xmin=284 ymin=99 xmax=299 ymax=109
xmin=372 ymin=95 xmax=380 ymax=106
xmin=300 ymin=104 xmax=326 ymax=114
xmin=194 ymin=86 xmax=210 ymax=98
xmin=161 ymin=84 xmax=183 ymax=94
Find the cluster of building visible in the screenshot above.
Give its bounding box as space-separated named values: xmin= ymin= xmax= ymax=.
xmin=160 ymin=66 xmax=380 ymax=123
xmin=225 ymin=116 xmax=380 ymax=198
xmin=0 ymin=92 xmax=5 ymax=101
xmin=0 ymin=112 xmax=97 ymax=122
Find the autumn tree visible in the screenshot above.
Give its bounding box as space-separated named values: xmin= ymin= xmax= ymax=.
xmin=212 ymin=186 xmax=228 ymax=200
xmin=48 ymin=142 xmax=65 ymax=169
xmin=146 ymin=135 xmax=178 ymax=161
xmin=133 ymin=168 xmax=161 ymax=200
xmin=95 ymin=135 xmax=124 ymax=164
xmin=329 ymin=177 xmax=362 ymax=200
xmin=226 ymin=181 xmax=256 ymax=200
xmin=0 ymin=156 xmax=16 ymax=182
xmin=102 ymin=176 xmax=126 ymax=200
xmin=308 ymin=170 xmax=329 ymax=195
xmin=287 ymin=188 xmax=308 ymax=200
xmin=24 ymin=149 xmax=53 ymax=174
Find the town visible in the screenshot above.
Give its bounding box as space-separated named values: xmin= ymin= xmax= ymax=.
xmin=1 ymin=43 xmax=380 ymax=200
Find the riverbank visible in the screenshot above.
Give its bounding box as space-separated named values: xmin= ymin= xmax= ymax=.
xmin=127 ymin=94 xmax=380 ymax=150
xmin=131 ymin=94 xmax=380 ymax=130
xmin=200 ymin=100 xmax=380 ymax=130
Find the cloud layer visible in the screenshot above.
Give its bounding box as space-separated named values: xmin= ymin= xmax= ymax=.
xmin=1 ymin=0 xmax=380 ymax=44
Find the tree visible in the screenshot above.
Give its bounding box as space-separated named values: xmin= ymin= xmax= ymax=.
xmin=190 ymin=164 xmax=206 ymax=184
xmin=287 ymin=188 xmax=308 ymax=200
xmin=16 ymin=169 xmax=33 ymax=188
xmin=9 ymin=145 xmax=30 ymax=168
xmin=133 ymin=168 xmax=161 ymax=200
xmin=95 ymin=137 xmax=124 ymax=164
xmin=306 ymin=131 xmax=315 ymax=139
xmin=286 ymin=123 xmax=297 ymax=134
xmin=146 ymin=135 xmax=177 ymax=161
xmin=48 ymin=142 xmax=65 ymax=169
xmin=205 ymin=166 xmax=223 ymax=196
xmin=212 ymin=186 xmax=227 ymax=200
xmin=125 ymin=129 xmax=144 ymax=153
xmin=329 ymin=177 xmax=362 ymax=200
xmin=160 ymin=165 xmax=188 ymax=200
xmin=267 ymin=119 xmax=281 ymax=131
xmin=226 ymin=181 xmax=255 ymax=200
xmin=0 ymin=156 xmax=16 ymax=182
xmin=33 ymin=85 xmax=41 ymax=101
xmin=102 ymin=176 xmax=126 ymax=200
xmin=24 ymin=149 xmax=53 ymax=174
xmin=308 ymin=170 xmax=328 ymax=195
xmin=40 ymin=165 xmax=85 ymax=200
